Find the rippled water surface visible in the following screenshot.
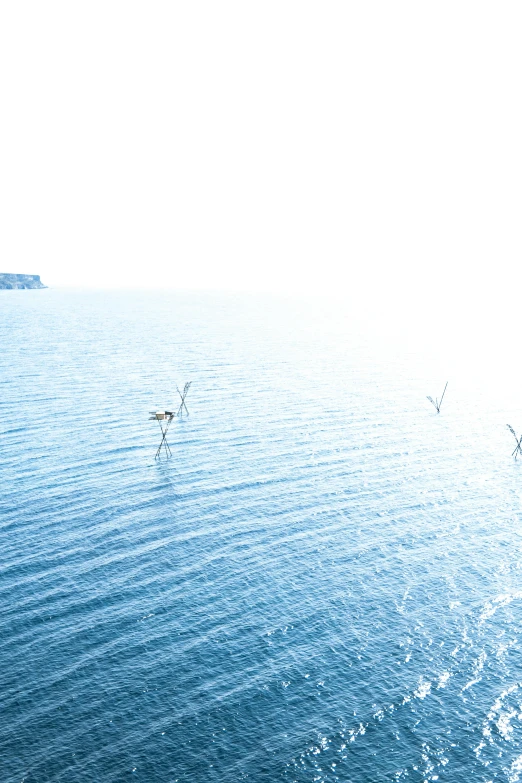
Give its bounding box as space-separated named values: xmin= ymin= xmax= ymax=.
xmin=1 ymin=289 xmax=522 ymax=782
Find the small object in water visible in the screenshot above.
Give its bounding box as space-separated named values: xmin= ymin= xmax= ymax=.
xmin=427 ymin=382 xmax=448 ymax=413
xmin=507 ymin=425 xmax=522 ymax=460
xmin=176 ymin=382 xmax=192 ymax=417
xmin=149 ymin=410 xmax=175 ymax=458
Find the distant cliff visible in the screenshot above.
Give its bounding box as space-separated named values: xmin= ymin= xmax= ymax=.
xmin=0 ymin=273 xmax=47 ymax=289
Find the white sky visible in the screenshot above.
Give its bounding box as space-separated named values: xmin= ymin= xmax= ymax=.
xmin=1 ymin=2 xmax=521 ymax=327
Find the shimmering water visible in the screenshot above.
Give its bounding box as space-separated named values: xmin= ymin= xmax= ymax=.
xmin=1 ymin=289 xmax=522 ymax=782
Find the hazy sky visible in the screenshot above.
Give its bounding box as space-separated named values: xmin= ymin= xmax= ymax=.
xmin=1 ymin=2 xmax=521 ymax=319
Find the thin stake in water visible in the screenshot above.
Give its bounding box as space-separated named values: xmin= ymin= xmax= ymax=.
xmin=507 ymin=425 xmax=522 ymax=460
xmin=176 ymin=382 xmax=192 ymax=417
xmin=427 ymin=382 xmax=448 ymax=413
xmin=149 ymin=411 xmax=175 ymax=459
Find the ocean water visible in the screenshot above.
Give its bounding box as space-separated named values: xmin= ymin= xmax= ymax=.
xmin=1 ymin=289 xmax=522 ymax=783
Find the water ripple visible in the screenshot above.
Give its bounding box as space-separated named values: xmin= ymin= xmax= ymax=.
xmin=1 ymin=290 xmax=522 ymax=781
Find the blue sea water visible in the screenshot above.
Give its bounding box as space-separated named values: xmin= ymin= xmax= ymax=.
xmin=1 ymin=289 xmax=522 ymax=782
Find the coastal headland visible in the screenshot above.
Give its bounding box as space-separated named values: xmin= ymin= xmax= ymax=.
xmin=0 ymin=273 xmax=46 ymax=289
